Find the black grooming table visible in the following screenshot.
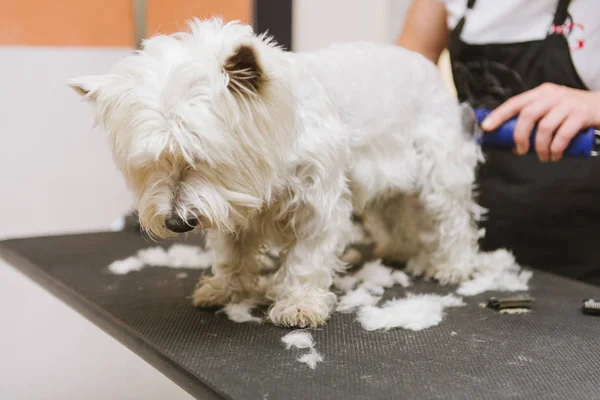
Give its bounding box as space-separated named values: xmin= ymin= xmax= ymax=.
xmin=2 ymin=232 xmax=600 ymax=400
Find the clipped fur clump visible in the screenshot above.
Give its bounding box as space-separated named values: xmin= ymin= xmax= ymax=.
xmin=281 ymin=330 xmax=323 ymax=369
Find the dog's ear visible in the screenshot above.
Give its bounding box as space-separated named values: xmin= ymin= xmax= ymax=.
xmin=68 ymin=75 xmax=111 ymax=101
xmin=223 ymin=44 xmax=265 ymax=95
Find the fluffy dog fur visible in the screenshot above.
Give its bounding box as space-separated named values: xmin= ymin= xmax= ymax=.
xmin=70 ymin=18 xmax=491 ymax=328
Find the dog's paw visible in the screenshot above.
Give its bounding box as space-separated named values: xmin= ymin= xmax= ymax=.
xmin=268 ymin=290 xmax=335 ymax=328
xmin=192 ymin=274 xmax=269 ymax=307
xmin=405 ymin=257 xmax=428 ymax=277
xmin=425 ymin=264 xmax=471 ymax=285
xmin=191 ymin=277 xmax=234 ymax=307
xmin=340 ymin=246 xmax=366 ymax=266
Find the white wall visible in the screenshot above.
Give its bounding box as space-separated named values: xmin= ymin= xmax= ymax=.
xmin=0 ymin=46 xmax=191 ymax=400
xmin=292 ymin=0 xmax=456 ymax=94
xmin=292 ymin=0 xmax=412 ymax=51
xmin=0 ymin=47 xmax=132 ymax=240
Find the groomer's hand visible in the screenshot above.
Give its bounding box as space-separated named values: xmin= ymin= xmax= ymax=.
xmin=481 ymin=83 xmax=600 ymax=162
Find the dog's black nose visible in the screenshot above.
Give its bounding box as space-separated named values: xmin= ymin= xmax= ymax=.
xmin=165 ymin=215 xmax=198 ymax=233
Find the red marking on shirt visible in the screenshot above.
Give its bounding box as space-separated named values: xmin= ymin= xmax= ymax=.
xmin=551 ymin=23 xmax=586 ymax=51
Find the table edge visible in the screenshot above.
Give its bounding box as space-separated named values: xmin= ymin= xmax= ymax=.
xmin=0 ymin=242 xmax=227 ymax=400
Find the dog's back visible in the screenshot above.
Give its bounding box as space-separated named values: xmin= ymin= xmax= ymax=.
xmin=290 ymin=43 xmax=472 ymax=204
xmin=295 ymin=42 xmax=455 ymax=140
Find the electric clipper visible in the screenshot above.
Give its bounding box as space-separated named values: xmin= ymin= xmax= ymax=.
xmin=464 ymin=106 xmax=600 ymax=157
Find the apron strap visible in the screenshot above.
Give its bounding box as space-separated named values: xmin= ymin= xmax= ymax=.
xmin=553 ymin=0 xmax=571 ymax=26
xmin=453 ymin=0 xmax=477 ymax=38
xmin=448 ymin=0 xmax=476 ymax=57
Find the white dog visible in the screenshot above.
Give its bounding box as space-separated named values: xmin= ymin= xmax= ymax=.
xmin=70 ymin=18 xmax=489 ymax=328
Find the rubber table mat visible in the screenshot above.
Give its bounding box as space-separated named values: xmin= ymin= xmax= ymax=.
xmin=2 ymin=232 xmax=600 ymax=400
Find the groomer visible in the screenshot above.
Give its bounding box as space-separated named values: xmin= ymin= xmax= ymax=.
xmin=398 ymin=0 xmax=600 ymax=284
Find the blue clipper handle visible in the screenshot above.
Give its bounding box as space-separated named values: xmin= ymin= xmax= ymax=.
xmin=473 ymin=108 xmax=596 ymax=158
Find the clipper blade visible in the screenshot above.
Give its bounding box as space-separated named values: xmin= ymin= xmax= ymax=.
xmin=582 ymin=298 xmax=600 ymax=315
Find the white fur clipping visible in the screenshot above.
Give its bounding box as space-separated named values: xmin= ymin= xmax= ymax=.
xmin=164 ymin=244 xmax=216 ymax=268
xmin=281 ymin=330 xmax=323 ymax=369
xmin=357 ymin=260 xmax=398 ymax=290
xmin=357 ymin=294 xmax=465 ymax=331
xmin=108 ymin=244 xmax=215 ymax=274
xmin=108 ymin=256 xmax=144 ymax=274
xmin=391 ymin=271 xmax=411 ymax=288
xmin=281 ymin=330 xmax=314 ymax=349
xmin=222 ymin=299 xmax=262 ymax=323
xmin=137 ymin=246 xmax=171 ymax=266
xmin=297 ymin=348 xmax=323 ymax=369
xmin=457 ymin=249 xmax=532 ymax=296
xmin=333 ymin=259 xmax=412 ymax=295
xmin=457 ymin=269 xmax=532 ymax=296
xmin=337 ymin=287 xmax=381 ymax=313
xmin=334 ymin=259 xmax=415 ymax=317
xmin=360 ymin=281 xmax=386 ymax=296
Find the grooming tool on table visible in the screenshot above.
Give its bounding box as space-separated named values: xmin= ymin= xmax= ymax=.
xmin=582 ymin=298 xmax=600 ymax=315
xmin=463 ymin=105 xmax=600 ymax=158
xmin=486 ymin=294 xmax=535 ymax=311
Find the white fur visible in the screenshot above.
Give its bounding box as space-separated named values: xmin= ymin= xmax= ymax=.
xmin=165 ymin=244 xmax=215 ymax=268
xmin=221 ymin=299 xmax=262 ymax=323
xmin=297 ymin=348 xmax=323 ymax=369
xmin=333 ymin=259 xmax=412 ymax=296
xmin=357 ymin=294 xmax=465 ymax=331
xmin=456 ymin=260 xmax=533 ymax=296
xmin=108 ymin=256 xmax=144 ymax=274
xmin=332 ymin=274 xmax=360 ymax=293
xmin=281 ymin=330 xmax=323 ymax=369
xmin=281 ymin=330 xmax=314 ymax=350
xmin=391 ymin=270 xmax=412 ymax=288
xmin=360 ymin=281 xmax=387 ymax=296
xmin=457 ymin=250 xmax=532 ymax=296
xmin=72 ymin=18 xmax=511 ymax=328
xmin=336 ymin=287 xmax=381 ymax=313
xmin=137 ymin=246 xmax=171 ymax=266
xmin=109 ymin=244 xmax=214 ymax=274
xmin=356 ymin=260 xmax=397 ymax=290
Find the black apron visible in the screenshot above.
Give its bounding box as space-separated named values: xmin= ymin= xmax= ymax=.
xmin=449 ymin=0 xmax=600 ymax=284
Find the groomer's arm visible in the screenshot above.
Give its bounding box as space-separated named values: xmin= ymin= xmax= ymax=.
xmin=396 ymin=0 xmax=449 ymax=63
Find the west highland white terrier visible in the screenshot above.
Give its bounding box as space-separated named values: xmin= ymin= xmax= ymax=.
xmin=70 ymin=18 xmax=493 ymax=327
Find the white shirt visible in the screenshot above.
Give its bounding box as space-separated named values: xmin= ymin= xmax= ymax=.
xmin=438 ymin=0 xmax=600 ymax=90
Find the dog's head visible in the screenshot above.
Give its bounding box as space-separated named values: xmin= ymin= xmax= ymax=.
xmin=70 ymin=18 xmax=295 ymax=238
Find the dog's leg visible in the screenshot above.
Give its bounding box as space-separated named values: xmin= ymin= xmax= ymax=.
xmin=362 ymin=194 xmax=424 ymax=264
xmin=192 ymin=231 xmax=265 ymax=307
xmin=268 ymin=196 xmax=353 ymax=328
xmin=268 ymin=233 xmax=342 ymax=328
xmin=362 ymin=207 xmax=394 ymax=260
xmin=339 ymin=215 xmax=375 ymax=266
xmin=403 ymin=184 xmax=480 ymax=284
xmin=405 ymin=159 xmax=481 ymax=285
